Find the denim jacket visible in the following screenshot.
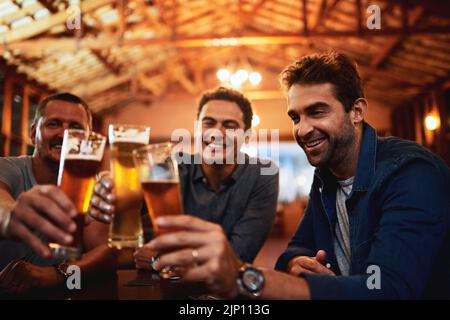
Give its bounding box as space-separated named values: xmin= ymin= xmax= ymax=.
xmin=275 ymin=123 xmax=450 ymax=299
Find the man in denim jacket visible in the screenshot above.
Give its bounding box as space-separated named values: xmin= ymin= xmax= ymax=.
xmin=145 ymin=52 xmax=450 ymax=300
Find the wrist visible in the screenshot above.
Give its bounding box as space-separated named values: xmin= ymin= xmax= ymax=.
xmin=235 ymin=263 xmax=265 ymax=299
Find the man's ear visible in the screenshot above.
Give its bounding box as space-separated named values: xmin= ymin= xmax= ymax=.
xmin=30 ymin=122 xmax=37 ymax=145
xmin=350 ymin=98 xmax=368 ymax=125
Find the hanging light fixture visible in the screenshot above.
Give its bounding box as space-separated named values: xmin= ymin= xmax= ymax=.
xmin=216 ymin=50 xmax=262 ymax=88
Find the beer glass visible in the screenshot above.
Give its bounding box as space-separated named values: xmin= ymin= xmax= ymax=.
xmin=133 ymin=142 xmax=184 ymax=279
xmin=108 ymin=124 xmax=150 ymax=249
xmin=50 ymin=129 xmax=106 ymax=260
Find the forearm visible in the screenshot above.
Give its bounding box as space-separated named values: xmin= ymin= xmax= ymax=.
xmin=76 ymin=244 xmax=118 ymax=276
xmin=258 ymin=268 xmax=311 ymax=300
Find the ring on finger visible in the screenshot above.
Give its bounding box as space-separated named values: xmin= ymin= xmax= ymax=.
xmin=191 ymin=249 xmax=199 ymax=265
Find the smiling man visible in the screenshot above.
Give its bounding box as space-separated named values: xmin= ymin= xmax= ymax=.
xmin=0 ymin=93 xmax=116 ymax=295
xmin=144 ymin=52 xmax=450 ymax=300
xmin=88 ymin=87 xmax=279 ymax=266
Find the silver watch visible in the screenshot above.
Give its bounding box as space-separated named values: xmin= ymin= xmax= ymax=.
xmin=236 ymin=263 xmax=265 ymax=298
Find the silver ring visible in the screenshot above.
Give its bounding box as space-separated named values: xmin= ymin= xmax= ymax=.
xmin=192 ymin=249 xmax=199 ymax=264
xmin=151 ymin=256 xmax=159 ymax=271
xmin=0 ymin=207 xmax=12 ymax=237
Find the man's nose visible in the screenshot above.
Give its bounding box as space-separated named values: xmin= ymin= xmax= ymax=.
xmin=296 ymin=119 xmax=314 ymax=141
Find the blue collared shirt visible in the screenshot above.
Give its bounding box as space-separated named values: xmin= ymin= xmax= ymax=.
xmin=178 ymin=156 xmax=279 ymax=263
xmin=276 ymin=123 xmax=450 ymax=299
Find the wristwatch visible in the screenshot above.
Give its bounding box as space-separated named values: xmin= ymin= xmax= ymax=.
xmin=236 ymin=263 xmax=265 ymax=298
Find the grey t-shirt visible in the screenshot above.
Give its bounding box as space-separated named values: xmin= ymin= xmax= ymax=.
xmin=334 ymin=176 xmax=354 ymax=276
xmin=0 ymin=156 xmax=61 ymax=270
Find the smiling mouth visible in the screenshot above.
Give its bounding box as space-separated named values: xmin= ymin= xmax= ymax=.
xmin=303 ymin=137 xmax=326 ymax=149
xmin=51 ymin=145 xmax=62 ymax=151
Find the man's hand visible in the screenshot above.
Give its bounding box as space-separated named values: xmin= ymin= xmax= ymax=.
xmin=0 ymin=260 xmax=63 ymax=295
xmin=5 ymin=185 xmax=77 ymax=258
xmin=287 ymin=250 xmax=336 ymax=276
xmin=88 ymin=173 xmax=115 ymax=224
xmin=147 ymin=215 xmax=241 ymax=297
xmin=134 ymin=246 xmax=157 ymax=270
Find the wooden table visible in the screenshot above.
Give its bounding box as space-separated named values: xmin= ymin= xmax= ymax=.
xmin=2 ymin=269 xmax=210 ymax=300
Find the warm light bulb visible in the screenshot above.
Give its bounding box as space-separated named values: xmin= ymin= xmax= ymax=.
xmin=249 ymin=72 xmax=262 ymax=85
xmin=216 ymin=68 xmax=230 ymax=82
xmin=251 ymin=114 xmax=260 ymax=127
xmin=230 ymin=72 xmax=243 ymax=87
xmin=425 ymin=114 xmax=440 ymax=131
xmin=235 ymin=69 xmax=249 ymax=82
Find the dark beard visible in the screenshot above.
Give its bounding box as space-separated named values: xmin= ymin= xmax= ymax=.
xmin=325 ymin=117 xmax=356 ymax=170
xmin=299 ymin=116 xmax=356 ymax=169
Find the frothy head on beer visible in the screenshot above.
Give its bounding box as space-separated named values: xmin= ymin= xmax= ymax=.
xmin=31 ymin=93 xmax=93 ymax=164
xmin=197 ymin=87 xmax=254 ymax=163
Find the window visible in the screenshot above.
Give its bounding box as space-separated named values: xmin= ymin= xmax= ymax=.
xmin=242 ymin=142 xmax=315 ymax=202
xmin=0 ymin=64 xmax=49 ymax=157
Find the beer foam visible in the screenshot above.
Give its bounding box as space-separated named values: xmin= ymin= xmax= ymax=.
xmin=64 ymin=153 xmax=103 ymax=161
xmin=62 ymin=137 xmax=105 ymax=161
xmin=109 ymin=128 xmax=150 ymax=144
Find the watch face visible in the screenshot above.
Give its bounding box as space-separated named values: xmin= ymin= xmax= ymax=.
xmin=243 ymin=268 xmax=264 ymax=293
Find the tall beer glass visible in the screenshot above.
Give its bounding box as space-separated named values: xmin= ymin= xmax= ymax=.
xmin=133 ymin=142 xmax=184 ymax=278
xmin=50 ymin=129 xmax=106 ymax=260
xmin=108 ymin=124 xmax=150 ymax=249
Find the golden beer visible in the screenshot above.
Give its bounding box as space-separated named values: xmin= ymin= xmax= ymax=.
xmin=142 ymin=180 xmax=183 ymax=235
xmin=108 ymin=125 xmax=150 ymax=249
xmin=50 ymin=130 xmax=106 ymax=260
xmin=133 ymin=142 xmax=184 ymax=279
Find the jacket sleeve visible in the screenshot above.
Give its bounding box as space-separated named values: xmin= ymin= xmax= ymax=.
xmin=275 ymin=184 xmax=317 ymax=271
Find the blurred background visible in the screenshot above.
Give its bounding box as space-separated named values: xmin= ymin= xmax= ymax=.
xmin=0 ymin=0 xmax=449 ymax=266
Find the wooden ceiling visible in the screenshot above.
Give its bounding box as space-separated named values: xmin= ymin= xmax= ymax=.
xmin=1 ymin=0 xmax=450 ymax=113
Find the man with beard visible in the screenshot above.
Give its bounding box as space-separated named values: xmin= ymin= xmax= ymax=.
xmin=143 ymin=52 xmax=450 ymax=299
xmin=91 ymin=87 xmax=279 ymax=264
xmin=0 ymin=93 xmax=116 ymax=295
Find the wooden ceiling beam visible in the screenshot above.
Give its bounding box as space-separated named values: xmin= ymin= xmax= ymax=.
xmin=6 ymin=26 xmax=450 ymax=53
xmin=3 ymin=0 xmax=116 ymax=44
xmin=370 ymin=5 xmax=424 ymax=69
xmin=311 ymin=0 xmax=341 ymax=32
xmin=38 ymin=0 xmax=58 ymax=13
xmin=91 ymin=49 xmax=121 ymax=75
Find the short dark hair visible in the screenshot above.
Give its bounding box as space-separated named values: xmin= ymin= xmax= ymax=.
xmin=197 ymin=87 xmax=253 ymax=130
xmin=280 ymin=52 xmax=364 ymax=112
xmin=32 ymin=92 xmax=92 ymax=128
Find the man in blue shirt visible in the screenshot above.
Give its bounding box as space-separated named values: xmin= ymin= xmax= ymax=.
xmin=147 ymin=52 xmax=450 ymax=299
xmin=91 ymin=87 xmax=279 ymax=264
